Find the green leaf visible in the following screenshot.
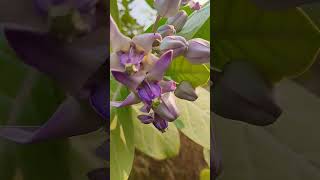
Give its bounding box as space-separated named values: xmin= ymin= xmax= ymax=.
xmin=132 ymin=105 xmax=180 ymax=160
xmin=166 ymin=56 xmax=210 ymax=87
xmin=193 ymin=17 xmax=210 ymax=41
xmin=110 ymin=0 xmax=120 ymax=26
xmin=145 ymin=0 xmax=153 ymax=7
xmin=213 ymin=0 xmax=320 ymax=82
xmin=200 ymin=168 xmax=210 ymax=180
xmin=176 ymin=87 xmax=210 ymax=149
xmin=178 ymin=2 xmax=210 ymax=40
xmin=215 ymin=81 xmax=320 ymax=180
xmin=0 ymin=34 xmax=73 ymax=179
xmin=203 ymin=148 xmax=210 ymax=167
xmin=302 ymin=3 xmax=320 ymax=28
xmin=110 ymin=78 xmax=135 ymax=180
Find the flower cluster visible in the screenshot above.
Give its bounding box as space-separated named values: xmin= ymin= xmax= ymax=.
xmin=110 ymin=0 xmax=210 ymax=132
xmin=0 ymin=0 xmax=108 ymax=178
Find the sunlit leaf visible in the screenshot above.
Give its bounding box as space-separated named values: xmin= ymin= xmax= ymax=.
xmin=178 ymin=2 xmax=210 ymax=40
xmin=132 ymin=105 xmax=180 ymax=160
xmin=176 ymin=87 xmax=210 ymax=149
xmin=213 ymin=0 xmax=320 ymax=82
xmin=110 ymin=77 xmax=134 ymax=180
xmin=166 ymin=56 xmax=210 ymax=87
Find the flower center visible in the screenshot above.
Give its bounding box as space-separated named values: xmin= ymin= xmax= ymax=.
xmin=34 ymin=0 xmax=98 ymax=41
xmin=118 ymin=46 xmax=145 ymax=74
xmin=137 ymin=80 xmax=161 ymax=104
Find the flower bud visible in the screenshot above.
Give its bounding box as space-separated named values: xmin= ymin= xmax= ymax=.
xmin=174 ymin=81 xmax=198 ymax=101
xmin=154 ymin=93 xmax=179 ymax=122
xmin=154 ymin=0 xmax=181 ymax=17
xmin=212 ymin=61 xmax=282 ymax=126
xmin=167 ymin=10 xmax=188 ymax=32
xmin=189 ymin=1 xmax=201 ymax=10
xmin=160 ymin=80 xmax=177 ymax=93
xmin=181 ymin=0 xmax=190 ymax=6
xmin=160 ymin=36 xmax=188 ymax=58
xmin=185 ymin=38 xmax=210 ymax=64
xmin=138 ymin=115 xmax=154 ymax=124
xmin=157 ymin=25 xmax=176 ymax=38
xmin=153 ymin=114 xmax=168 ymax=133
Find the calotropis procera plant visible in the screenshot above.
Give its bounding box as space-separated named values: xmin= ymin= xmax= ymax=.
xmin=110 ymin=0 xmax=210 ymax=179
xmin=0 ymin=0 xmax=108 ymax=179
xmin=212 ymin=0 xmax=320 ymax=179
xmin=110 ymin=10 xmax=209 ymax=132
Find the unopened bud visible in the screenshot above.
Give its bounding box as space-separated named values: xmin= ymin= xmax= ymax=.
xmin=181 ymin=0 xmax=190 ymax=6
xmin=212 ymin=61 xmax=282 ymax=126
xmin=174 ymin=81 xmax=198 ymax=101
xmin=160 ymin=36 xmax=188 ymax=58
xmin=157 ymin=25 xmax=176 ymax=38
xmin=153 ymin=114 xmax=168 ymax=133
xmin=154 ymin=93 xmax=179 ymax=122
xmin=167 ymin=10 xmax=188 ymax=32
xmin=189 ymin=1 xmax=201 ymax=10
xmin=185 ymin=38 xmax=210 ymax=64
xmin=154 ymin=0 xmax=181 ymax=17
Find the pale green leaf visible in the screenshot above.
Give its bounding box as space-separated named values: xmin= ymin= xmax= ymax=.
xmin=166 ymin=56 xmax=210 ymax=87
xmin=176 ymin=87 xmax=210 ymax=149
xmin=178 ymin=2 xmax=210 ymax=40
xmin=132 ymin=105 xmax=180 ymax=160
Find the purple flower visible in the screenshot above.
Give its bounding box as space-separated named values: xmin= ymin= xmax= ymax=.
xmin=0 ymin=1 xmax=108 ymax=179
xmin=160 ymin=36 xmax=188 ymax=58
xmin=185 ymin=38 xmax=210 ymax=64
xmin=110 ymin=16 xmax=162 ymax=76
xmin=138 ymin=113 xmax=169 ymax=133
xmin=212 ymin=61 xmax=282 ymax=126
xmin=157 ymin=24 xmax=176 ymax=38
xmin=111 ymin=49 xmax=180 ymax=132
xmin=0 ymin=0 xmax=108 ymax=150
xmin=137 ymin=81 xmax=162 ymax=104
xmin=167 ymin=10 xmax=188 ymax=32
xmin=111 ymin=50 xmax=175 ymax=108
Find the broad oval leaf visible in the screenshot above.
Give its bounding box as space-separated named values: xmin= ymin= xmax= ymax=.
xmin=110 ymin=79 xmax=135 ymax=180
xmin=176 ymin=87 xmax=210 ymax=149
xmin=213 ymin=0 xmax=320 ymax=82
xmin=200 ymin=168 xmax=210 ymax=180
xmin=178 ymin=2 xmax=210 ymax=40
xmin=166 ymin=56 xmax=210 ymax=87
xmin=132 ymin=105 xmax=180 ymax=160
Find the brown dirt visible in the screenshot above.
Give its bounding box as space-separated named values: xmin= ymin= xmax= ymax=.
xmin=129 ymin=133 xmax=207 ymax=180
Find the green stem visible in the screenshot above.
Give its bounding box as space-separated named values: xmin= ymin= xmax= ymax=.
xmin=152 ymin=15 xmax=161 ymax=33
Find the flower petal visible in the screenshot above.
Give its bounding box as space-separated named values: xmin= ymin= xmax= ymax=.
xmin=159 ymin=80 xmax=177 ymax=93
xmin=90 ymin=81 xmax=108 ymax=119
xmin=87 ymin=168 xmax=109 ymax=180
xmin=110 ymin=15 xmax=131 ymax=52
xmin=111 ymin=71 xmax=145 ymax=91
xmin=154 ymin=92 xmax=180 ymax=122
xmin=137 ymin=115 xmax=154 ymax=124
xmin=110 ymin=92 xmax=141 ymax=107
xmin=147 ymin=50 xmax=173 ymax=81
xmin=0 ymin=97 xmax=104 ymax=144
xmin=153 ymin=113 xmax=168 ymax=133
xmin=132 ymin=33 xmax=162 ymax=53
xmin=0 ymin=0 xmax=47 ymax=31
xmin=110 ymin=53 xmax=125 ymax=72
xmin=3 ymin=27 xmax=107 ymax=95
